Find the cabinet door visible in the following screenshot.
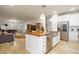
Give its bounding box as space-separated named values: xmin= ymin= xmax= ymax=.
xmin=26 ymin=35 xmax=46 ymax=54
xmin=26 ymin=34 xmax=40 ymax=53
xmin=70 ymin=14 xmax=79 ymax=26
xmin=69 ymin=31 xmax=75 ymax=41
xmin=39 ymin=36 xmax=46 ymax=53
xmin=69 ymin=31 xmax=78 ymax=41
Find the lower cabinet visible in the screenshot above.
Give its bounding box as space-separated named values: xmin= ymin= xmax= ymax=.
xmin=69 ymin=31 xmax=79 ymax=41
xmin=26 ymin=32 xmax=60 ymax=54
xmin=26 ymin=34 xmax=46 ymax=54
xmin=69 ymin=26 xmax=79 ymax=42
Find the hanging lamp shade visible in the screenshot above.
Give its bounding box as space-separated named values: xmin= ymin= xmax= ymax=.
xmin=40 ymin=14 xmax=45 ymax=20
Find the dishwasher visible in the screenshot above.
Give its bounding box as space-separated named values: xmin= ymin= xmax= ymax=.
xmin=46 ymin=34 xmax=52 ymax=53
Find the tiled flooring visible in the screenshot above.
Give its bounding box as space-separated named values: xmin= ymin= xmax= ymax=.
xmin=48 ymin=41 xmax=79 ymax=54
xmin=0 ymin=38 xmax=79 ymax=54
xmin=0 ymin=38 xmax=30 ymax=54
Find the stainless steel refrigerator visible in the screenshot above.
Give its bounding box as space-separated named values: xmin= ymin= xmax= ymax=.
xmin=57 ymin=21 xmax=69 ymax=41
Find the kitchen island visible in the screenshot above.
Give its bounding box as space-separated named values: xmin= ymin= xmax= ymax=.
xmin=25 ymin=32 xmax=60 ymax=54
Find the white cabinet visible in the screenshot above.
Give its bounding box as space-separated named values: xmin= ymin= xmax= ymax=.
xmin=70 ymin=14 xmax=79 ymax=26
xmin=69 ymin=31 xmax=77 ymax=41
xmin=53 ymin=36 xmax=58 ymax=46
xmin=52 ymin=32 xmax=60 ymax=47
xmin=26 ymin=34 xmax=46 ymax=54
xmin=69 ymin=27 xmax=79 ymax=42
xmin=69 ymin=31 xmax=79 ymax=41
xmin=39 ymin=36 xmax=46 ymax=53
xmin=58 ymin=14 xmax=70 ymax=22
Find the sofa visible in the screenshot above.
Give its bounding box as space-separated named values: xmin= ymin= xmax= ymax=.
xmin=0 ymin=34 xmax=14 ymax=44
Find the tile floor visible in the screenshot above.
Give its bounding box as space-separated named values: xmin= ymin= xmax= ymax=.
xmin=0 ymin=38 xmax=30 ymax=54
xmin=48 ymin=41 xmax=79 ymax=54
xmin=0 ymin=38 xmax=79 ymax=54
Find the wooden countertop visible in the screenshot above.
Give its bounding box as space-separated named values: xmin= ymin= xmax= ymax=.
xmin=27 ymin=32 xmax=49 ymax=36
xmin=26 ymin=31 xmax=59 ymax=37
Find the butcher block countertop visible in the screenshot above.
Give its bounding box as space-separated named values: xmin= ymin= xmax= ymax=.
xmin=27 ymin=32 xmax=49 ymax=36
xmin=27 ymin=31 xmax=59 ymax=37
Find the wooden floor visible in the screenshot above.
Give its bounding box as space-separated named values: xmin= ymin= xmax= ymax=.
xmin=0 ymin=38 xmax=79 ymax=54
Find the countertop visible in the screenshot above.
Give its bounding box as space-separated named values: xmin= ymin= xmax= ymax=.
xmin=27 ymin=32 xmax=49 ymax=36
xmin=27 ymin=31 xmax=59 ymax=37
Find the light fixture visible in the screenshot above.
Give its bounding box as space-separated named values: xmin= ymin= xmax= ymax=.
xmin=40 ymin=14 xmax=45 ymax=20
xmin=53 ymin=11 xmax=56 ymax=14
xmin=8 ymin=20 xmax=18 ymax=22
xmin=10 ymin=5 xmax=15 ymax=7
xmin=40 ymin=5 xmax=46 ymax=20
xmin=54 ymin=14 xmax=58 ymax=17
xmin=70 ymin=8 xmax=75 ymax=11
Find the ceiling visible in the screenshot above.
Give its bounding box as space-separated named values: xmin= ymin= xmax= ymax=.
xmin=0 ymin=5 xmax=79 ymax=20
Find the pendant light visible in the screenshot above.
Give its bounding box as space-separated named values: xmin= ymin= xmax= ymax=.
xmin=40 ymin=5 xmax=46 ymax=20
xmin=40 ymin=14 xmax=45 ymax=20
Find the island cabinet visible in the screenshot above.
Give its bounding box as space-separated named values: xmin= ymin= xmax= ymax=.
xmin=26 ymin=34 xmax=47 ymax=54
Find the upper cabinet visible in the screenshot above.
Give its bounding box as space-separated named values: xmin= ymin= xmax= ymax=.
xmin=48 ymin=13 xmax=79 ymax=31
xmin=70 ymin=13 xmax=79 ymax=26
xmin=58 ymin=13 xmax=79 ymax=26
xmin=58 ymin=14 xmax=70 ymax=22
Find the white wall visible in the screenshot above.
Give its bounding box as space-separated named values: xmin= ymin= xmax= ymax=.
xmin=39 ymin=18 xmax=46 ymax=32
xmin=0 ymin=20 xmax=26 ymax=33
xmin=25 ymin=19 xmax=40 ymax=25
xmin=0 ymin=17 xmax=46 ymax=32
xmin=25 ymin=18 xmax=46 ymax=32
xmin=48 ymin=14 xmax=58 ymax=31
xmin=0 ymin=15 xmax=46 ymax=32
xmin=24 ymin=18 xmax=40 ymax=30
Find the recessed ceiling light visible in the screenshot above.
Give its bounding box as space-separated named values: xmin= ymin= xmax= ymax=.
xmin=8 ymin=20 xmax=18 ymax=22
xmin=70 ymin=8 xmax=75 ymax=11
xmin=53 ymin=11 xmax=56 ymax=14
xmin=10 ymin=5 xmax=15 ymax=7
